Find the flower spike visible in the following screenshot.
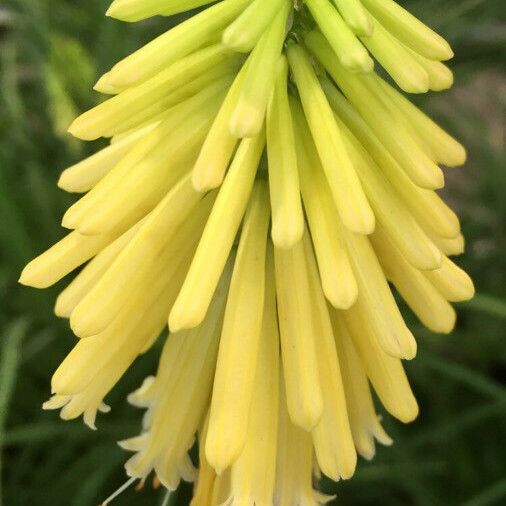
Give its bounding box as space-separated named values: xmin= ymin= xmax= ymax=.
xmin=21 ymin=0 xmax=473 ymax=502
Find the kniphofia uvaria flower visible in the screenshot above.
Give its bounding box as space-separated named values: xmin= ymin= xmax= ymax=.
xmin=20 ymin=0 xmax=475 ymax=503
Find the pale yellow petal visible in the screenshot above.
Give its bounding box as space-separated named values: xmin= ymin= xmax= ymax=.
xmin=52 ymin=198 xmax=212 ymax=395
xmin=124 ymin=259 xmax=233 ymax=490
xmin=371 ymin=224 xmax=456 ymax=334
xmin=267 ymin=57 xmax=304 ymax=249
xmin=64 ymin=82 xmax=226 ymax=235
xmin=344 ymin=231 xmax=417 ymax=359
xmin=19 ymin=229 xmax=119 ymax=289
xmin=334 ymin=318 xmax=392 ymax=460
xmin=359 ymin=14 xmax=429 ymax=93
xmin=424 ymin=256 xmax=475 ymax=302
xmin=274 ymin=231 xmax=323 ymax=430
xmin=334 ymin=309 xmax=419 ymax=423
xmin=70 ymin=44 xmax=238 ymax=140
xmin=321 ymin=79 xmax=461 ymax=239
xmin=100 ymin=0 xmax=249 ymax=91
xmin=222 ymin=0 xmax=286 ymax=52
xmin=374 ymin=76 xmax=466 ymax=167
xmin=287 ymin=42 xmax=374 ymax=234
xmin=292 ymin=97 xmax=357 ymax=309
xmin=69 ymin=174 xmax=209 ymax=338
xmin=229 ymin=1 xmax=289 ymax=138
xmin=332 ymin=0 xmax=373 ymax=36
xmin=275 ymin=378 xmax=330 ymax=506
xmin=191 ymin=65 xmax=248 ymax=192
xmin=54 ymin=218 xmax=144 ymax=318
xmin=361 ymin=0 xmax=454 ymax=61
xmin=303 ymin=233 xmax=357 ymax=481
xmin=305 ymin=0 xmax=373 ymax=72
xmin=206 ymin=181 xmax=271 ymax=472
xmin=306 ymin=31 xmax=444 ymax=190
xmin=337 ymin=116 xmax=442 ymax=271
xmin=227 ymin=243 xmax=279 ymax=506
xmin=170 ymin=131 xmax=265 ymax=331
xmin=107 ymin=0 xmax=216 ymax=22
xmin=58 ymin=122 xmax=158 ymax=193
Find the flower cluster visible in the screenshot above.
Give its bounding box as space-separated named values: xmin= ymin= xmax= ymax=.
xmin=20 ymin=0 xmax=474 ymax=504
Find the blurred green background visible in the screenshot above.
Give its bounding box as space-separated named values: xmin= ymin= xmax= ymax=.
xmin=0 ymin=0 xmax=505 ymax=505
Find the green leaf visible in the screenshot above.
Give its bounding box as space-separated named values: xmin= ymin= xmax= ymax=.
xmin=463 ymin=294 xmax=506 ymax=320
xmin=462 ymin=478 xmax=506 ymax=506
xmin=0 ymin=319 xmax=29 ymax=506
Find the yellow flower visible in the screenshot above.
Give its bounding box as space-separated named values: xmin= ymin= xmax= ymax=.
xmin=20 ymin=0 xmax=475 ymax=504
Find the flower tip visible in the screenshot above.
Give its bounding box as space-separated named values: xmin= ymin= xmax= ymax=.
xmin=118 ymin=435 xmax=147 ymax=452
xmin=67 ymin=119 xmax=81 ymax=138
xmin=428 ymin=243 xmax=444 ymax=271
xmin=378 ymin=334 xmax=404 ymax=360
xmin=403 ymin=77 xmax=430 ymax=95
xmin=93 ymin=73 xmax=117 ymax=95
xmin=326 ymin=283 xmax=358 ymax=311
xmin=167 ymin=314 xmax=182 ymax=334
xmin=50 ymin=376 xmax=67 ymax=398
xmin=117 ymin=440 xmax=129 ymax=450
xmin=67 ymin=117 xmax=99 ymax=142
xmin=358 ymin=444 xmax=376 ymax=462
xmin=68 ymin=322 xmax=86 ymax=339
xmin=18 ymin=264 xmax=44 ymax=288
xmin=191 ymin=173 xmax=221 ymax=193
xmin=438 ymin=320 xmax=456 ymax=335
xmin=403 ymin=350 xmax=417 ymax=361
xmin=465 ymin=278 xmax=476 ymax=300
xmin=436 ymin=74 xmax=454 ymax=92
xmin=56 ymin=172 xmax=67 ymax=190
xmin=362 ymin=19 xmax=375 ymax=38
xmin=439 ymin=41 xmax=455 ymax=62
xmin=168 ymin=308 xmax=203 ymax=335
xmin=202 ymin=459 xmax=223 ymax=479
xmin=401 ymin=335 xmax=418 ymax=361
xmin=17 ymin=268 xmax=30 ymax=286
xmin=378 ymin=431 xmax=393 ymax=447
xmin=60 ymin=215 xmax=76 ymax=230
xmin=221 ymin=29 xmax=250 ymax=54
xmin=56 ymin=174 xmax=83 ymax=194
xmin=341 ymin=50 xmax=374 ymax=74
xmin=61 ymin=204 xmax=85 ymax=230
xmin=229 ymin=106 xmax=264 ymax=139
xmin=402 ymin=400 xmax=420 ymax=424
xmin=70 ymin=310 xmax=103 ymax=338
xmin=271 ymin=221 xmax=304 ymax=251
xmin=446 ymin=143 xmax=467 ymax=167
xmin=204 ymin=437 xmax=242 ymax=477
xmin=54 ymin=296 xmax=70 ymax=318
xmin=289 ymin=399 xmax=324 ymax=433
xmin=57 ymin=170 xmax=80 ymax=193
xmin=417 ymin=163 xmax=445 ymax=191
xmin=339 ymin=452 xmax=358 ymax=480
xmin=105 ymin=0 xmax=140 ymax=22
xmin=348 ymin=15 xmax=374 ymax=38
xmin=84 ymin=418 xmax=98 ymax=431
xmin=104 ymin=1 xmax=119 ymax=18
xmin=342 ymin=210 xmax=375 ymax=236
xmin=456 ymin=145 xmax=467 ymax=166
xmin=71 ymin=218 xmax=104 ymax=236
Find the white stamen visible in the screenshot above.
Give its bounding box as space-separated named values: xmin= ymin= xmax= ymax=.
xmin=161 ymin=490 xmax=171 ymax=506
xmin=100 ymin=476 xmax=137 ymax=505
